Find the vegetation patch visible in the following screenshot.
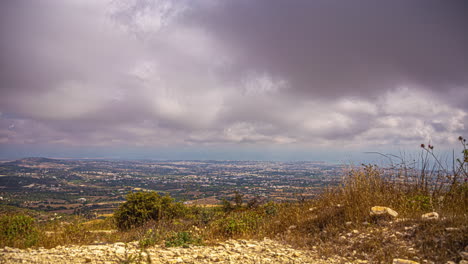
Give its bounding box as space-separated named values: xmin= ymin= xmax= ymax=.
xmin=164 ymin=231 xmax=202 ymax=248
xmin=114 ymin=191 xmax=187 ymax=230
xmin=0 ymin=214 xmax=39 ymax=248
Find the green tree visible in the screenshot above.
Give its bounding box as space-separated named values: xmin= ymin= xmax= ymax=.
xmin=233 ymin=191 xmax=244 ymax=209
xmin=114 ymin=191 xmax=186 ymax=230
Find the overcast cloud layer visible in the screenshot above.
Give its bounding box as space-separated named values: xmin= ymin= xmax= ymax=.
xmin=0 ymin=0 xmax=467 ymax=160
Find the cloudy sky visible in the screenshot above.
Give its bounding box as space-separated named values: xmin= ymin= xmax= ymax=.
xmin=0 ymin=0 xmax=467 ymax=161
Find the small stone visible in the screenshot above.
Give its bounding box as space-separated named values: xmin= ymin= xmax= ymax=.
xmin=459 ymin=260 xmax=468 ymax=264
xmin=84 ymin=257 xmax=92 ymax=263
xmin=392 ymin=259 xmax=419 ymax=264
xmin=460 ymin=251 xmax=468 ymax=260
xmin=211 ymin=256 xmax=222 ymax=262
xmin=445 ymin=261 xmax=456 ymax=264
xmin=370 ymin=206 xmax=399 ymax=218
xmin=421 ymin=212 xmax=439 ymax=221
xmin=115 ymin=247 xmax=126 ymax=255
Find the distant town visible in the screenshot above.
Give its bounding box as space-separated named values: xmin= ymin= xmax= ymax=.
xmin=0 ymin=157 xmax=346 ymax=217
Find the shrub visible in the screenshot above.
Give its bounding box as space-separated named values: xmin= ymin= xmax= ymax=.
xmin=221 ymin=198 xmax=234 ymax=213
xmin=213 ymin=211 xmax=263 ymax=238
xmin=0 ymin=214 xmax=39 ymax=248
xmin=165 ymin=231 xmax=202 ymax=248
xmin=262 ymin=201 xmax=279 ymax=216
xmin=114 ymin=192 xmax=187 ymax=230
xmin=406 ymin=194 xmax=432 ymax=212
xmin=139 ymin=228 xmax=158 ymax=248
xmin=233 ymin=191 xmax=244 ymax=209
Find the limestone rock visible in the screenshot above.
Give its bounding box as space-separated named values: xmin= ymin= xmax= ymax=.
xmin=114 ymin=247 xmax=126 ymax=255
xmin=113 ymin=242 xmax=125 ymax=247
xmin=392 ymin=258 xmax=419 ymax=264
xmin=370 ymin=206 xmax=399 ymax=218
xmin=460 ymin=250 xmax=468 ymax=260
xmin=421 ymin=212 xmax=439 ymax=221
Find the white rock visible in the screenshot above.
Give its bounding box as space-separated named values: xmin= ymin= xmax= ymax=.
xmin=115 ymin=247 xmax=126 ymax=255
xmin=460 ymin=251 xmax=468 ymax=260
xmin=421 ymin=212 xmax=439 ymax=221
xmin=370 ymin=206 xmax=399 ymax=218
xmin=392 ymin=258 xmax=419 ymax=264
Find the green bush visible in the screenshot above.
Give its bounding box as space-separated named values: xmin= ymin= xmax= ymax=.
xmin=221 ymin=198 xmax=234 ymax=213
xmin=214 ymin=211 xmax=263 ymax=237
xmin=0 ymin=214 xmax=39 ymax=248
xmin=407 ymin=194 xmax=432 ymax=212
xmin=139 ymin=228 xmax=159 ymax=248
xmin=165 ymin=231 xmax=202 ymax=248
xmin=114 ymin=191 xmax=187 ymax=230
xmin=262 ymin=201 xmax=279 ymax=216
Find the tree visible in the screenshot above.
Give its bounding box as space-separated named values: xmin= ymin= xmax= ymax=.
xmin=233 ymin=191 xmax=244 ymax=209
xmin=114 ymin=191 xmax=186 ymax=230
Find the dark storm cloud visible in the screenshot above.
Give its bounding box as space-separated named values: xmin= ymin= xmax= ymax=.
xmin=0 ymin=0 xmax=466 ymax=154
xmin=187 ymin=0 xmax=468 ymax=98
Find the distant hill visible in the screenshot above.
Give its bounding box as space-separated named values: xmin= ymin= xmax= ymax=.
xmin=6 ymin=157 xmax=63 ymax=165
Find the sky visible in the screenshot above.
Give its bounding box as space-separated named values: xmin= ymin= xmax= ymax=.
xmin=0 ymin=0 xmax=467 ymax=162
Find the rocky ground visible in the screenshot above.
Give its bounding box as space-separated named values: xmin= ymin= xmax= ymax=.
xmin=1 ymin=237 xmax=467 ymax=264
xmin=0 ymin=238 xmax=335 ymax=264
xmin=0 ymin=238 xmax=359 ymax=264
